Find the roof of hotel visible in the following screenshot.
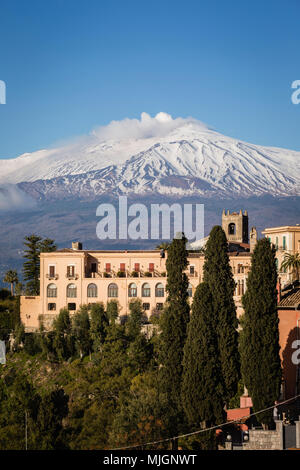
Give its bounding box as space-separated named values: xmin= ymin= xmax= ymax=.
xmin=278 ymin=287 xmax=300 ymax=308
xmin=54 ymin=249 xmax=163 ymax=254
xmin=262 ymin=225 xmax=300 ymax=233
xmin=46 ymin=248 xmax=252 ymax=259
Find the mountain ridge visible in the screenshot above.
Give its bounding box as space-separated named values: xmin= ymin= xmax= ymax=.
xmin=0 ymin=113 xmax=300 ymax=202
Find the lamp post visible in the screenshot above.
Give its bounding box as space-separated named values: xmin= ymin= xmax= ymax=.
xmin=25 ymin=410 xmax=28 ymax=450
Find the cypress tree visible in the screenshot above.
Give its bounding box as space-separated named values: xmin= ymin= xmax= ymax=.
xmin=182 ymin=283 xmax=224 ymax=432
xmin=159 ymin=233 xmax=190 ymax=441
xmin=106 ymin=300 xmax=119 ymax=324
xmin=90 ymin=302 xmax=109 ymax=352
xmin=100 ymin=322 xmax=128 ymax=377
xmin=72 ymin=306 xmax=92 ymax=359
xmin=203 ymin=226 xmax=240 ymax=404
xmin=240 ymin=238 xmax=281 ymax=427
xmin=23 ymin=234 xmax=42 ymax=295
xmin=126 ymin=299 xmax=143 ymax=340
xmin=127 ymin=299 xmax=153 ymax=374
xmin=53 ymin=308 xmax=74 ymax=360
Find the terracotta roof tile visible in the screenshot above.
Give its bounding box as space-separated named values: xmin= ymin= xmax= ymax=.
xmin=279 ymin=288 xmax=300 ymax=308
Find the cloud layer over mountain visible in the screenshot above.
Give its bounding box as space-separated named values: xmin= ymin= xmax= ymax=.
xmin=91 ymin=112 xmax=208 ymax=141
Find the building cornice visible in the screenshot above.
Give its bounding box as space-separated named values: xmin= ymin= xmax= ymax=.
xmin=262 ymin=226 xmax=300 ymax=234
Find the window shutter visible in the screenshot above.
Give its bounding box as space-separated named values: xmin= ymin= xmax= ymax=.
xmin=149 ymin=263 xmax=154 ymax=272
xmin=67 ymin=265 xmax=75 ymax=277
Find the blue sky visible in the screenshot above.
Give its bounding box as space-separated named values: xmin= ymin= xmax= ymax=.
xmin=1 ymin=0 xmax=300 ymax=158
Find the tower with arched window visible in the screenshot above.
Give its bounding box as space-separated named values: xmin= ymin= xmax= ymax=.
xmin=222 ymin=209 xmax=249 ymax=244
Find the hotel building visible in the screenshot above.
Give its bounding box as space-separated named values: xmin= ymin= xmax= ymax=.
xmin=21 ymin=210 xmax=254 ymax=332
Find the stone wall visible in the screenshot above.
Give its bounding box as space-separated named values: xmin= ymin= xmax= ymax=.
xmin=242 ymin=421 xmax=283 ymax=450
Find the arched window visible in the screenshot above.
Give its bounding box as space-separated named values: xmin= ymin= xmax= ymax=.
xmin=47 ymin=283 xmax=57 ymax=298
xmin=155 ymin=283 xmax=164 ymax=297
xmin=142 ymin=283 xmax=151 ymax=297
xmin=128 ymin=283 xmax=137 ymax=297
xmin=67 ymin=283 xmax=77 ymax=298
xmin=237 ymin=264 xmax=244 ymax=274
xmin=108 ymin=283 xmax=118 ymax=298
xmin=188 ymin=283 xmax=193 ymax=297
xmin=87 ymin=283 xmax=97 ymax=298
xmin=228 ymin=223 xmax=236 ymax=235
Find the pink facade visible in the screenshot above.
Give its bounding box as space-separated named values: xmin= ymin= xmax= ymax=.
xmin=20 ymin=247 xmax=252 ymax=331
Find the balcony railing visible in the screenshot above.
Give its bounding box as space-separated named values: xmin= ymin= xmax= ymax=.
xmin=46 ymin=273 xmax=59 ymax=280
xmin=85 ymin=271 xmax=101 ymax=279
xmin=84 ymin=268 xmax=204 ymax=279
xmin=188 ymin=270 xmax=198 ymax=277
xmin=66 ymin=273 xmax=79 ymax=280
xmin=85 ymin=270 xmax=167 ymax=279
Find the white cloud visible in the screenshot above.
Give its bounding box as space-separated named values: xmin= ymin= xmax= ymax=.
xmin=0 ymin=112 xmax=212 ymax=185
xmin=91 ymin=112 xmax=208 ymax=141
xmin=0 ymin=184 xmax=37 ymax=211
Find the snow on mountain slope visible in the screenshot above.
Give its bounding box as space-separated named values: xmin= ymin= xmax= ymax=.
xmin=1 ymin=112 xmax=300 ymax=200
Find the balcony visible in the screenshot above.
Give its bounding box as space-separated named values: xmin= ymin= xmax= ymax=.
xmin=276 ymin=246 xmax=288 ymax=252
xmin=188 ymin=270 xmax=198 ymax=277
xmin=85 ymin=271 xmax=101 ymax=279
xmin=46 ymin=273 xmax=59 ymax=280
xmin=66 ymin=273 xmax=79 ymax=280
xmin=85 ymin=269 xmax=167 ymax=279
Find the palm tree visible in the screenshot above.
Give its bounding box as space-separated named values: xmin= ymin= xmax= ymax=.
xmin=281 ymin=253 xmax=300 ymax=281
xmin=3 ymin=270 xmax=19 ymax=296
xmin=156 ymin=242 xmax=170 ymax=250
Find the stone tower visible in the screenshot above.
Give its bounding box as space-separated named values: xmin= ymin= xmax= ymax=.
xmin=222 ymin=209 xmax=249 ymax=244
xmin=250 ymin=226 xmax=257 ymax=252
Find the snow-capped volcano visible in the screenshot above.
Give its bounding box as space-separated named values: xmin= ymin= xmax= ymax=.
xmin=1 ymin=112 xmax=300 ymax=201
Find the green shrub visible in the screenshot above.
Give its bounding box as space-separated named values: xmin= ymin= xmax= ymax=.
xmin=131 ymin=271 xmax=139 ymax=277
xmin=24 ymin=333 xmax=42 ymax=356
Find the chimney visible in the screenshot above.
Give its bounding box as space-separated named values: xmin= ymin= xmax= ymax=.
xmin=277 ymin=278 xmax=281 ymax=304
xmin=72 ymin=241 xmax=82 ymax=250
